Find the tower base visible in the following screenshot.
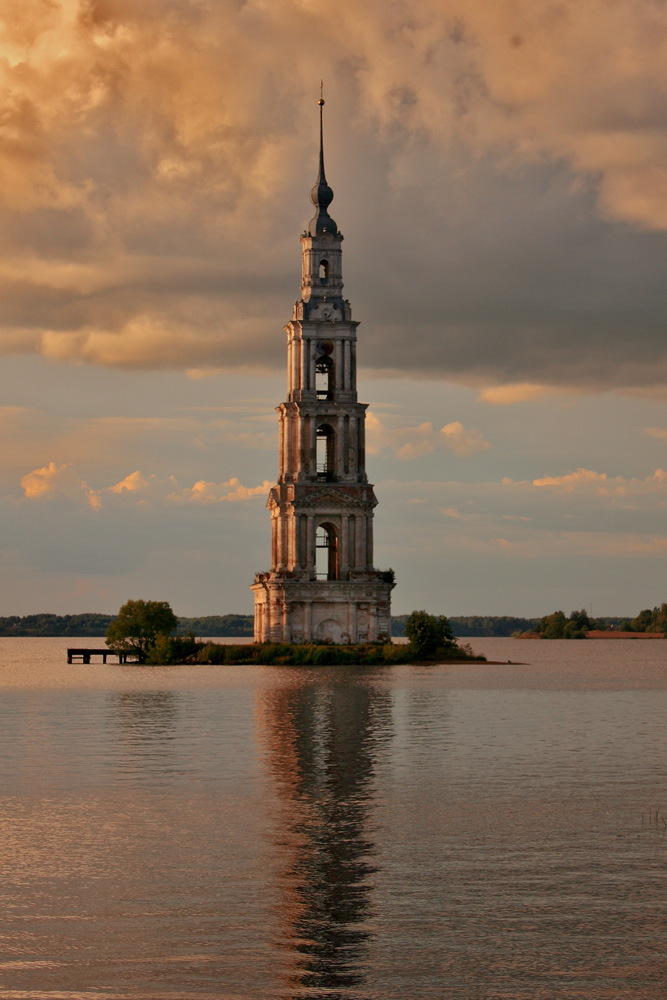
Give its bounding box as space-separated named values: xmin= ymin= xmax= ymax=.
xmin=251 ymin=573 xmax=393 ymax=644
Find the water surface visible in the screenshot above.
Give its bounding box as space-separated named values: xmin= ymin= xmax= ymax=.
xmin=0 ymin=637 xmax=665 ymax=998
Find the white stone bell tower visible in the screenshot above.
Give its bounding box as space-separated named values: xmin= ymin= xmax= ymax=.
xmin=251 ymin=95 xmax=394 ymax=644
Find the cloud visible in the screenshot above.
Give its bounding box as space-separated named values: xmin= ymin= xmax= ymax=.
xmin=478 ymin=384 xmax=563 ymax=406
xmin=439 ymin=421 xmax=491 ymax=457
xmin=531 ymin=467 xmax=667 ymax=493
xmin=350 ymin=0 xmax=667 ymax=231
xmin=375 ymin=468 xmax=667 ymax=586
xmin=532 ymin=468 xmax=611 ymax=489
xmin=104 ymin=471 xmax=272 ymax=506
xmin=0 ymin=403 xmax=277 ymax=491
xmin=20 ymin=463 xmax=272 ymax=508
xmin=109 ymin=471 xmax=168 ymax=497
xmin=171 ymin=477 xmax=272 ymax=504
xmin=20 ymin=461 xmax=100 ymax=506
xmin=367 ymin=411 xmax=490 ymax=459
xmin=642 ymin=427 xmax=667 ymax=441
xmin=456 ymin=529 xmax=667 ymax=560
xmin=2 ymin=0 xmax=666 ymax=225
xmin=442 ymin=506 xmax=464 ymax=519
xmin=0 ymin=0 xmax=666 ymax=390
xmin=379 ymin=463 xmax=667 ymax=540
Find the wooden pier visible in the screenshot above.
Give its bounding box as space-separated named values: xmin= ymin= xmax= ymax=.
xmin=67 ymin=647 xmax=143 ymax=664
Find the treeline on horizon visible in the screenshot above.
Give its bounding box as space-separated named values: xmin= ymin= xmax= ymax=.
xmin=1 ymin=610 xmax=662 ymax=637
xmin=0 ymin=613 xmax=253 ymax=637
xmin=525 ymin=605 xmax=667 ymax=639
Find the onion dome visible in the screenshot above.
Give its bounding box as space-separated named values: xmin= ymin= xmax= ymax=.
xmin=308 ymin=93 xmax=338 ymax=237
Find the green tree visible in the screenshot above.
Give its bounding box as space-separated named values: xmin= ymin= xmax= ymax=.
xmin=656 ymin=603 xmax=667 ymax=634
xmin=627 ymin=603 xmax=667 ymax=634
xmin=106 ymin=600 xmax=178 ymax=658
xmin=405 ymin=610 xmax=457 ymax=658
xmin=535 ymin=610 xmax=567 ymax=639
xmin=532 ymin=608 xmax=591 ymax=639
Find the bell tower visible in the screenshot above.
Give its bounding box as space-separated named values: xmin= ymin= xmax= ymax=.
xmin=251 ymin=94 xmax=394 ymax=644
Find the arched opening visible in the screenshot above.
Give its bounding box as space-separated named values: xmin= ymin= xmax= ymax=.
xmin=316 ymin=522 xmax=338 ymax=580
xmin=315 ymin=355 xmax=334 ymax=400
xmin=316 ymin=424 xmax=335 ymax=481
xmin=319 ymin=259 xmax=329 ymax=282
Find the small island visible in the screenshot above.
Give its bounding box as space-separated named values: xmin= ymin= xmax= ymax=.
xmin=101 ymin=601 xmax=486 ymax=666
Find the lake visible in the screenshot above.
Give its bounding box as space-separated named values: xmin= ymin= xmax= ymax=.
xmin=0 ymin=636 xmax=666 ymax=998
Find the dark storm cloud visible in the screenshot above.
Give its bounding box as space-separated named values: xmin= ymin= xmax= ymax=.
xmin=0 ymin=0 xmax=665 ymax=388
xmin=351 ymin=153 xmax=667 ymax=390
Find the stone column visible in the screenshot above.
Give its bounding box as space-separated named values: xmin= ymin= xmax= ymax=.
xmin=310 ymin=418 xmax=317 ymax=474
xmin=283 ymin=412 xmax=290 ymax=477
xmin=356 ymin=515 xmax=367 ymax=569
xmin=287 ymin=513 xmax=294 ymax=569
xmin=366 ymin=515 xmax=373 ymax=568
xmin=298 ymin=515 xmax=306 ymax=569
xmin=310 ymin=341 xmax=317 ymax=394
xmin=306 ymin=514 xmax=314 ymax=575
xmin=301 ymin=338 xmax=308 ymax=391
xmin=275 ymin=517 xmax=282 ymax=570
xmin=299 ymin=415 xmax=306 ymax=476
xmin=335 ymin=339 xmax=343 ymax=392
xmin=369 ymin=605 xmax=377 ymax=642
xmin=336 ymin=414 xmax=344 ymax=476
xmin=271 ymin=516 xmax=277 ymax=570
xmin=266 ymin=587 xmax=272 ymax=639
xmin=278 ymin=411 xmax=284 ymax=478
xmin=344 ymin=339 xmax=351 ymax=391
xmin=277 ymin=517 xmax=286 ymax=571
xmin=289 ymin=413 xmax=296 ymax=479
xmin=292 ymin=335 xmax=299 ymax=395
xmin=303 ymin=415 xmax=310 ymax=474
xmin=350 ymin=415 xmax=358 ymax=476
xmin=340 ymin=515 xmax=349 ymax=577
xmin=348 ymin=601 xmax=357 ymax=644
xmin=343 ymin=415 xmax=349 ymax=476
xmin=354 ymin=514 xmax=363 ymax=568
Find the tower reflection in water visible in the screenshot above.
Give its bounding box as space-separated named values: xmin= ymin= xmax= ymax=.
xmin=259 ymin=671 xmax=392 ymax=999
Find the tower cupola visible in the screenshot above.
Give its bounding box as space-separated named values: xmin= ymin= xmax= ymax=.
xmin=308 ymin=93 xmax=338 ymax=237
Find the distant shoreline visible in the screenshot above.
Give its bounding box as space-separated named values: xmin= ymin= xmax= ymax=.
xmin=515 ymin=630 xmax=665 ymax=640
xmin=586 ymin=630 xmax=664 ymax=639
xmin=0 ymin=612 xmax=639 ymax=639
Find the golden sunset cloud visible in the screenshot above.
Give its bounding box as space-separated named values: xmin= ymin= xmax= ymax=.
xmin=0 ymin=0 xmax=665 ymax=386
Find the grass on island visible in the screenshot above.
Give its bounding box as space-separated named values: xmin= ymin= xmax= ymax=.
xmin=138 ymin=635 xmax=486 ymax=667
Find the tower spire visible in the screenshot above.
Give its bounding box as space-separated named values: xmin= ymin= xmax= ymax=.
xmin=308 ymin=83 xmax=338 ymax=236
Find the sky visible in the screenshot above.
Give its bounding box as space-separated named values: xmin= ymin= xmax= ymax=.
xmin=1 ymin=0 xmax=666 ymax=619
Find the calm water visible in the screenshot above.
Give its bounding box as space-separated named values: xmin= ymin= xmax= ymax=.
xmin=1 ymin=637 xmax=666 ymax=999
